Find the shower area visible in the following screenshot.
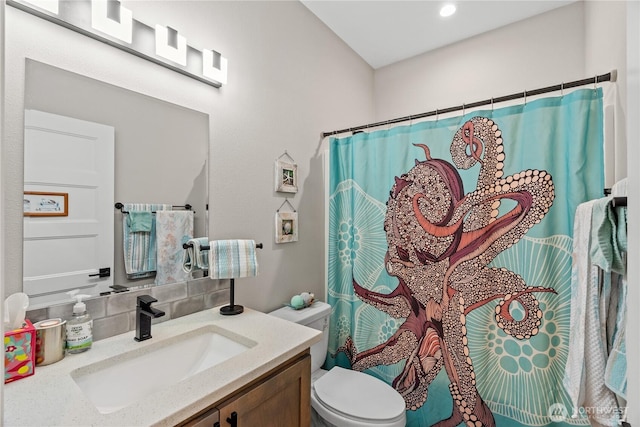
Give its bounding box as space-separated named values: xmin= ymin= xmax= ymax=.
xmin=324 ymin=75 xmax=627 ymax=427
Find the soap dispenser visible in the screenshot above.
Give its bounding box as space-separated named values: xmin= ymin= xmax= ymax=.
xmin=65 ymin=290 xmax=93 ymax=354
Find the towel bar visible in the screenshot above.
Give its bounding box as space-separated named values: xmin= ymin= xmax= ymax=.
xmin=182 ymin=242 xmax=264 ymax=250
xmin=114 ymin=202 xmax=193 ymax=213
xmin=611 ymin=197 xmax=627 ymax=207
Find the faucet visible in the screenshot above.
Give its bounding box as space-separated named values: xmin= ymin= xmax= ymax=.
xmin=134 ymin=295 xmax=165 ymax=342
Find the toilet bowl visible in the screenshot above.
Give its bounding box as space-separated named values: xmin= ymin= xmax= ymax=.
xmin=269 ymin=302 xmax=406 ymax=427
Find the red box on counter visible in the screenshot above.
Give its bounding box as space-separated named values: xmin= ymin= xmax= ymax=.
xmin=4 ymin=320 xmax=36 ymax=384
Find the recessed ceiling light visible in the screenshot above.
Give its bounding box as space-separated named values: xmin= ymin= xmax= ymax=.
xmin=440 ymin=3 xmax=457 ymax=18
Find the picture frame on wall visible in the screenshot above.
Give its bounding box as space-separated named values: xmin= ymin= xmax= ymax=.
xmin=275 ymin=210 xmax=298 ymax=243
xmin=24 ymin=191 xmax=68 ymax=217
xmin=275 ymin=151 xmax=298 ymax=193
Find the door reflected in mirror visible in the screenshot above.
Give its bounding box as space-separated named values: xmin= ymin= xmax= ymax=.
xmin=24 ymin=109 xmax=115 ymax=302
xmin=23 ymin=59 xmax=209 ymax=309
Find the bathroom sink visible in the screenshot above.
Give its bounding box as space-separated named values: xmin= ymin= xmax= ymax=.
xmin=71 ymin=326 xmax=253 ymax=414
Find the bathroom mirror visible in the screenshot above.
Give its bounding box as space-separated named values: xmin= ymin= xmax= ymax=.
xmin=22 ymin=59 xmax=209 ymax=308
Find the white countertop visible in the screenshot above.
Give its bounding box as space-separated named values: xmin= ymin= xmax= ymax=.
xmin=3 ymin=306 xmax=321 ymax=426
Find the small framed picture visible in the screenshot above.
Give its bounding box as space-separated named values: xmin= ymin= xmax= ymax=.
xmin=24 ymin=191 xmax=69 ymax=217
xmin=275 ymin=159 xmax=298 ymax=193
xmin=275 ymin=211 xmax=298 ymax=243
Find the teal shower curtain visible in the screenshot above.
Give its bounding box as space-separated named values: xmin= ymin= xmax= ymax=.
xmin=326 ymin=89 xmax=604 ymax=427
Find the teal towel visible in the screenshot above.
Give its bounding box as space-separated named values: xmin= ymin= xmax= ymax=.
xmin=605 ymin=275 xmax=627 ymax=399
xmin=589 ymin=194 xmax=628 ymax=399
xmin=590 ymin=197 xmax=627 ymax=274
xmin=122 ymin=203 xmax=172 ymax=279
xmin=605 ymin=321 xmax=627 ymax=398
xmin=208 ymin=240 xmax=258 ymax=279
xmin=127 ymin=211 xmax=153 ymax=232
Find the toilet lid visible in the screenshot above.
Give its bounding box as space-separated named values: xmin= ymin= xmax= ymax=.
xmin=313 ymin=366 xmax=405 ymax=422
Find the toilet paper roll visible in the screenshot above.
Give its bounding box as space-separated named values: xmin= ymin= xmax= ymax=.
xmin=34 ymin=318 xmax=67 ymax=366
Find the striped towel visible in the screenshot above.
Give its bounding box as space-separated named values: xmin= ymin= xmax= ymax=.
xmin=123 ymin=203 xmax=172 ymax=279
xmin=208 ymin=240 xmax=258 ymax=279
xmin=182 ymin=237 xmax=210 ymax=274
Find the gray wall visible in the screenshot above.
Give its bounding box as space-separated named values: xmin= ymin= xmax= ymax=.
xmin=373 ymin=3 xmax=586 ymax=120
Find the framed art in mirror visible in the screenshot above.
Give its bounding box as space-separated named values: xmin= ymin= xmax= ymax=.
xmin=23 ymin=191 xmax=68 ymax=217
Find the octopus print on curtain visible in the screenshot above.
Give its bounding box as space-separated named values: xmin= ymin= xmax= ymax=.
xmin=326 ymin=89 xmax=604 ymax=427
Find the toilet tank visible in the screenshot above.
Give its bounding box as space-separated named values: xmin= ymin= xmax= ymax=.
xmin=268 ymin=301 xmax=331 ymax=372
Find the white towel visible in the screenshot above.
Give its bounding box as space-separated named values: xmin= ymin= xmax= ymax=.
xmin=155 ymin=211 xmax=194 ymax=285
xmin=611 ymin=177 xmax=627 ymax=197
xmin=604 ymin=178 xmax=628 ymax=399
xmin=563 ymin=201 xmax=620 ymax=426
xmin=182 ymin=237 xmax=210 ymax=274
xmin=605 ymin=273 xmax=627 ymax=399
xmin=208 ymin=240 xmax=258 ymax=279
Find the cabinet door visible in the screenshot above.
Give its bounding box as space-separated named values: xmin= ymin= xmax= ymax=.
xmin=218 ymin=353 xmax=311 ymax=427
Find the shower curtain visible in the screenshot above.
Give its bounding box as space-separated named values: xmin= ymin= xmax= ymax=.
xmin=326 ymin=88 xmax=604 ymax=427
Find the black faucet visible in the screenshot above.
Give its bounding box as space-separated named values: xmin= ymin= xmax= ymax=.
xmin=134 ymin=295 xmax=165 ymax=342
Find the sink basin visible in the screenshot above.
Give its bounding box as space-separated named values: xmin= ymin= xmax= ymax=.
xmin=71 ymin=326 xmax=254 ymax=414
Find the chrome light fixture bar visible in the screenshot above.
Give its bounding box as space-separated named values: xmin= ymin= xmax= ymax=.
xmin=8 ymin=0 xmax=228 ymax=88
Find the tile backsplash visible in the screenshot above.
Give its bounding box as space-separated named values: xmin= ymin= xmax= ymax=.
xmin=26 ymin=278 xmax=230 ymax=341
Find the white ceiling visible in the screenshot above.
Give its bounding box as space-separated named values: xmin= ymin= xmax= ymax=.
xmin=301 ymin=0 xmax=576 ymax=69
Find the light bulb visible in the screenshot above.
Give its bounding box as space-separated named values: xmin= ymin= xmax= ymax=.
xmin=440 ymin=3 xmax=457 ymax=18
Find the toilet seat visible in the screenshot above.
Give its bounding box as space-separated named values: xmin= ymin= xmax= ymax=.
xmin=312 ymin=367 xmax=406 ymax=427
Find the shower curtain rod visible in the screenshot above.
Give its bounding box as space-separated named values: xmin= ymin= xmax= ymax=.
xmin=321 ymin=70 xmax=617 ymax=138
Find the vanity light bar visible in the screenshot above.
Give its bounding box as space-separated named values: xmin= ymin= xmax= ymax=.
xmin=7 ymin=0 xmax=228 ymax=88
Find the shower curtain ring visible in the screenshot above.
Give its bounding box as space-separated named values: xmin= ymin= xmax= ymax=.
xmin=594 ymin=75 xmax=598 ymax=92
xmin=463 ymin=103 xmax=465 ymax=116
xmin=524 ymin=90 xmax=527 ymax=105
xmin=436 ymin=109 xmax=439 ymax=122
xmin=491 ymin=98 xmax=494 ymax=111
xmin=561 ymin=82 xmax=564 ymax=97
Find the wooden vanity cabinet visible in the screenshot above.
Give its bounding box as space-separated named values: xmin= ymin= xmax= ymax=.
xmin=181 ymin=350 xmax=311 ymax=427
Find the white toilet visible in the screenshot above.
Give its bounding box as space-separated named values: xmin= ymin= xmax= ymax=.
xmin=269 ymin=301 xmax=406 ymax=427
